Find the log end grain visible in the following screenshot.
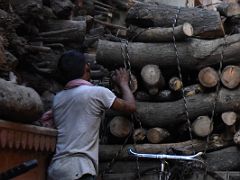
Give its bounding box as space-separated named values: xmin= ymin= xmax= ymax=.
xmin=198 ymin=67 xmax=219 ymax=88
xmin=192 ymin=116 xmax=213 ymax=137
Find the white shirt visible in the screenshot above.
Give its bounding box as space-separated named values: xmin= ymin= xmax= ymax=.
xmin=48 ymin=85 xmax=116 ymax=180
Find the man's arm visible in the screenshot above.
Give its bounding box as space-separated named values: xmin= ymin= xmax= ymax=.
xmin=111 ymin=68 xmax=136 ymax=113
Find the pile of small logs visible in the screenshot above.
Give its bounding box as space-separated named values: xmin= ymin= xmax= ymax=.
xmin=1 ymin=0 xmax=240 ymax=178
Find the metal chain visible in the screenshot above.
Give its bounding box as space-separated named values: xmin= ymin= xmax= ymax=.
xmin=172 ymin=7 xmax=195 ymax=154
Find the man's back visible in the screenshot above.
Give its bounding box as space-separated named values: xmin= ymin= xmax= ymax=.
xmin=48 ymin=85 xmax=116 ymax=180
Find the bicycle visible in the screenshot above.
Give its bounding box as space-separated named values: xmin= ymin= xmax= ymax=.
xmin=128 ymin=148 xmax=224 ymax=180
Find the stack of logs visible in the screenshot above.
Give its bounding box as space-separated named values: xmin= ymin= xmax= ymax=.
xmin=1 ymin=0 xmax=240 ymax=178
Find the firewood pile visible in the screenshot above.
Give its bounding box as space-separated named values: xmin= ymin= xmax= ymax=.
xmin=1 ymin=0 xmax=240 ymax=178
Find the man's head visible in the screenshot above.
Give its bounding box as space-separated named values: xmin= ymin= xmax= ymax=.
xmin=58 ymin=50 xmax=90 ymax=83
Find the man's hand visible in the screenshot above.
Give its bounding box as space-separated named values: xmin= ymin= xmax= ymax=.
xmin=111 ymin=68 xmax=136 ymax=113
xmin=112 ymin=68 xmax=130 ymax=88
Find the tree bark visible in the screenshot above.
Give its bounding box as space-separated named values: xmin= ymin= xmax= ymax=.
xmin=221 ymin=65 xmax=240 ymax=89
xmin=141 ymin=65 xmax=165 ymax=95
xmin=206 ymin=146 xmax=240 ymax=171
xmin=96 ymin=34 xmax=240 ymax=70
xmin=146 ymin=127 xmax=170 ymax=143
xmin=0 ymin=78 xmax=43 ymax=123
xmin=191 ymin=116 xmax=213 ymax=137
xmin=99 ymin=137 xmax=232 ymax=161
xmin=198 ymin=67 xmax=219 ymax=88
xmin=128 ymin=23 xmax=193 ymax=42
xmin=136 ymin=86 xmax=240 ymax=127
xmin=126 ymin=2 xmax=224 ymax=38
xmin=135 ymin=90 xmax=180 ymax=102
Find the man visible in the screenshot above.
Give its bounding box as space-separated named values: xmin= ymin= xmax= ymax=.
xmin=48 ymin=50 xmax=136 ymax=180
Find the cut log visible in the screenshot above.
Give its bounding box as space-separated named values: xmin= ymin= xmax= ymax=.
xmin=191 ymin=116 xmax=213 ymax=137
xmin=146 ymin=127 xmax=170 ymax=143
xmin=221 ymin=111 xmax=237 ymax=141
xmin=233 ymin=129 xmax=240 ymax=145
xmin=221 ymin=111 xmax=237 ymax=126
xmin=198 ymin=67 xmax=219 ymax=88
xmin=133 ymin=128 xmax=146 ymax=142
xmin=169 ymin=77 xmax=183 ymax=91
xmin=128 ymin=23 xmax=193 ymax=42
xmin=136 ymin=86 xmax=240 ymax=127
xmin=139 ymin=0 xmax=195 ymax=7
xmin=96 ymin=34 xmax=240 ymax=70
xmin=221 ymin=65 xmax=240 ymax=89
xmin=99 ymin=136 xmax=232 ymax=161
xmin=126 ymin=2 xmax=224 ymax=38
xmin=39 ymin=20 xmax=86 ymax=43
xmin=217 ymin=2 xmax=240 ymax=17
xmin=109 ymin=116 xmax=132 ymax=138
xmin=0 ymin=78 xmax=43 ymax=123
xmin=141 ymin=65 xmax=165 ymax=95
xmin=50 ymin=0 xmax=74 ymax=19
xmin=183 ymin=84 xmax=204 ymax=97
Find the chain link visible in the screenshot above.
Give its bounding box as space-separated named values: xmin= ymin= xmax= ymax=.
xmin=172 ymin=7 xmax=195 ymax=154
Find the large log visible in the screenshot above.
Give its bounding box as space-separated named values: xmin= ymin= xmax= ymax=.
xmin=136 ymin=86 xmax=240 ymax=127
xmin=206 ymin=146 xmax=240 ymax=171
xmin=99 ymin=136 xmax=231 ymax=161
xmin=126 ymin=2 xmax=224 ymax=38
xmin=96 ymin=34 xmax=240 ymax=70
xmin=128 ymin=23 xmax=193 ymax=42
xmin=0 ymin=78 xmax=44 ymax=123
xmin=139 ymin=0 xmax=195 ymax=7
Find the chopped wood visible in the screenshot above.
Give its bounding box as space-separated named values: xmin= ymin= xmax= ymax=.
xmin=135 ymin=87 xmax=240 ymax=127
xmin=97 ymin=34 xmax=240 ymax=70
xmin=198 ymin=67 xmax=219 ymax=88
xmin=128 ymin=23 xmax=193 ymax=42
xmin=191 ymin=116 xmax=213 ymax=137
xmin=109 ymin=116 xmax=132 ymax=138
xmin=141 ymin=64 xmax=165 ymax=95
xmin=133 ymin=128 xmax=146 ymax=142
xmin=221 ymin=111 xmax=237 ymax=141
xmin=221 ymin=111 xmax=237 ymax=126
xmin=221 ymin=65 xmax=240 ymax=89
xmin=146 ymin=127 xmax=170 ymax=143
xmin=126 ymin=2 xmax=224 ymax=38
xmin=169 ymin=77 xmax=183 ymax=91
